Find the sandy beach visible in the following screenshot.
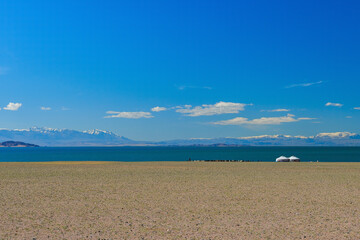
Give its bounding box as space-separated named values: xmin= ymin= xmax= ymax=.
xmin=0 ymin=162 xmax=359 ymax=239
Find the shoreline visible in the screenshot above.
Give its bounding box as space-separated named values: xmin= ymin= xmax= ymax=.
xmin=0 ymin=161 xmax=359 ymax=163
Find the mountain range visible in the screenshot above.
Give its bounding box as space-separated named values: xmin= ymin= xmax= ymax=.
xmin=0 ymin=127 xmax=135 ymax=146
xmin=0 ymin=127 xmax=360 ymax=146
xmin=158 ymin=132 xmax=360 ymax=146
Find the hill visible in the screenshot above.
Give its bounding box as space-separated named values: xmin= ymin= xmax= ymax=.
xmin=0 ymin=141 xmax=39 ymax=147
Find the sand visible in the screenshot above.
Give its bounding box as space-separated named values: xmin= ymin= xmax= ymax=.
xmin=0 ymin=162 xmax=359 ymax=239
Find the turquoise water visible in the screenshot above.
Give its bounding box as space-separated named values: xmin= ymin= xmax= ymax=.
xmin=0 ymin=147 xmax=360 ymax=162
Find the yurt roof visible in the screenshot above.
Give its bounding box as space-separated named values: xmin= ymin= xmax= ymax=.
xmin=276 ymin=156 xmax=289 ymax=160
xmin=289 ymin=156 xmax=300 ymax=159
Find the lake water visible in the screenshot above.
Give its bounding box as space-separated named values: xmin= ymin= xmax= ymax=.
xmin=0 ymin=146 xmax=360 ymax=162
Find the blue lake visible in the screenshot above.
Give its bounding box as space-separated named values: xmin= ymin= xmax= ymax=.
xmin=0 ymin=146 xmax=360 ymax=162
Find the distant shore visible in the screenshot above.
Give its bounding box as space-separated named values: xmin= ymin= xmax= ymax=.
xmin=0 ymin=141 xmax=39 ymax=148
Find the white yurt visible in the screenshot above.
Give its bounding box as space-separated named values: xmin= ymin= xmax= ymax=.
xmin=276 ymin=156 xmax=289 ymax=162
xmin=289 ymin=156 xmax=300 ymax=162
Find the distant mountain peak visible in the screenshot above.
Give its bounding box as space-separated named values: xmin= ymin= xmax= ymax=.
xmin=83 ymin=129 xmax=118 ymax=136
xmin=29 ymin=127 xmax=67 ymax=133
xmin=315 ymin=132 xmax=358 ymax=138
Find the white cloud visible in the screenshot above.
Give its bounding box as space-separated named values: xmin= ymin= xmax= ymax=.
xmin=151 ymin=106 xmax=167 ymax=112
xmin=176 ymin=101 xmax=248 ymax=117
xmin=61 ymin=107 xmax=70 ymax=111
xmin=213 ymin=114 xmax=315 ymax=125
xmin=286 ymin=81 xmax=323 ymax=88
xmin=3 ymin=102 xmax=22 ymax=111
xmin=354 ymin=107 xmax=360 ymax=110
xmin=346 ymin=116 xmax=352 ymax=119
xmin=41 ymin=107 xmax=51 ymax=111
xmin=105 ymin=111 xmax=153 ymax=119
xmin=261 ymin=109 xmax=290 ymax=112
xmin=325 ymin=102 xmax=343 ymax=107
xmin=175 ymin=105 xmax=192 ymax=109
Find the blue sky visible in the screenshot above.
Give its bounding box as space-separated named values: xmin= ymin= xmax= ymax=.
xmin=0 ymin=0 xmax=359 ymax=140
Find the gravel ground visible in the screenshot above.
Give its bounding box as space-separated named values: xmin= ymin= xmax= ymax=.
xmin=0 ymin=162 xmax=359 ymax=239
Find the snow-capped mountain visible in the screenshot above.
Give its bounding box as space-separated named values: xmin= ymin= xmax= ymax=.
xmin=0 ymin=127 xmax=135 ymax=146
xmin=0 ymin=128 xmax=359 ymax=146
xmin=82 ymin=129 xmax=118 ymax=136
xmin=157 ymin=132 xmax=360 ymax=146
